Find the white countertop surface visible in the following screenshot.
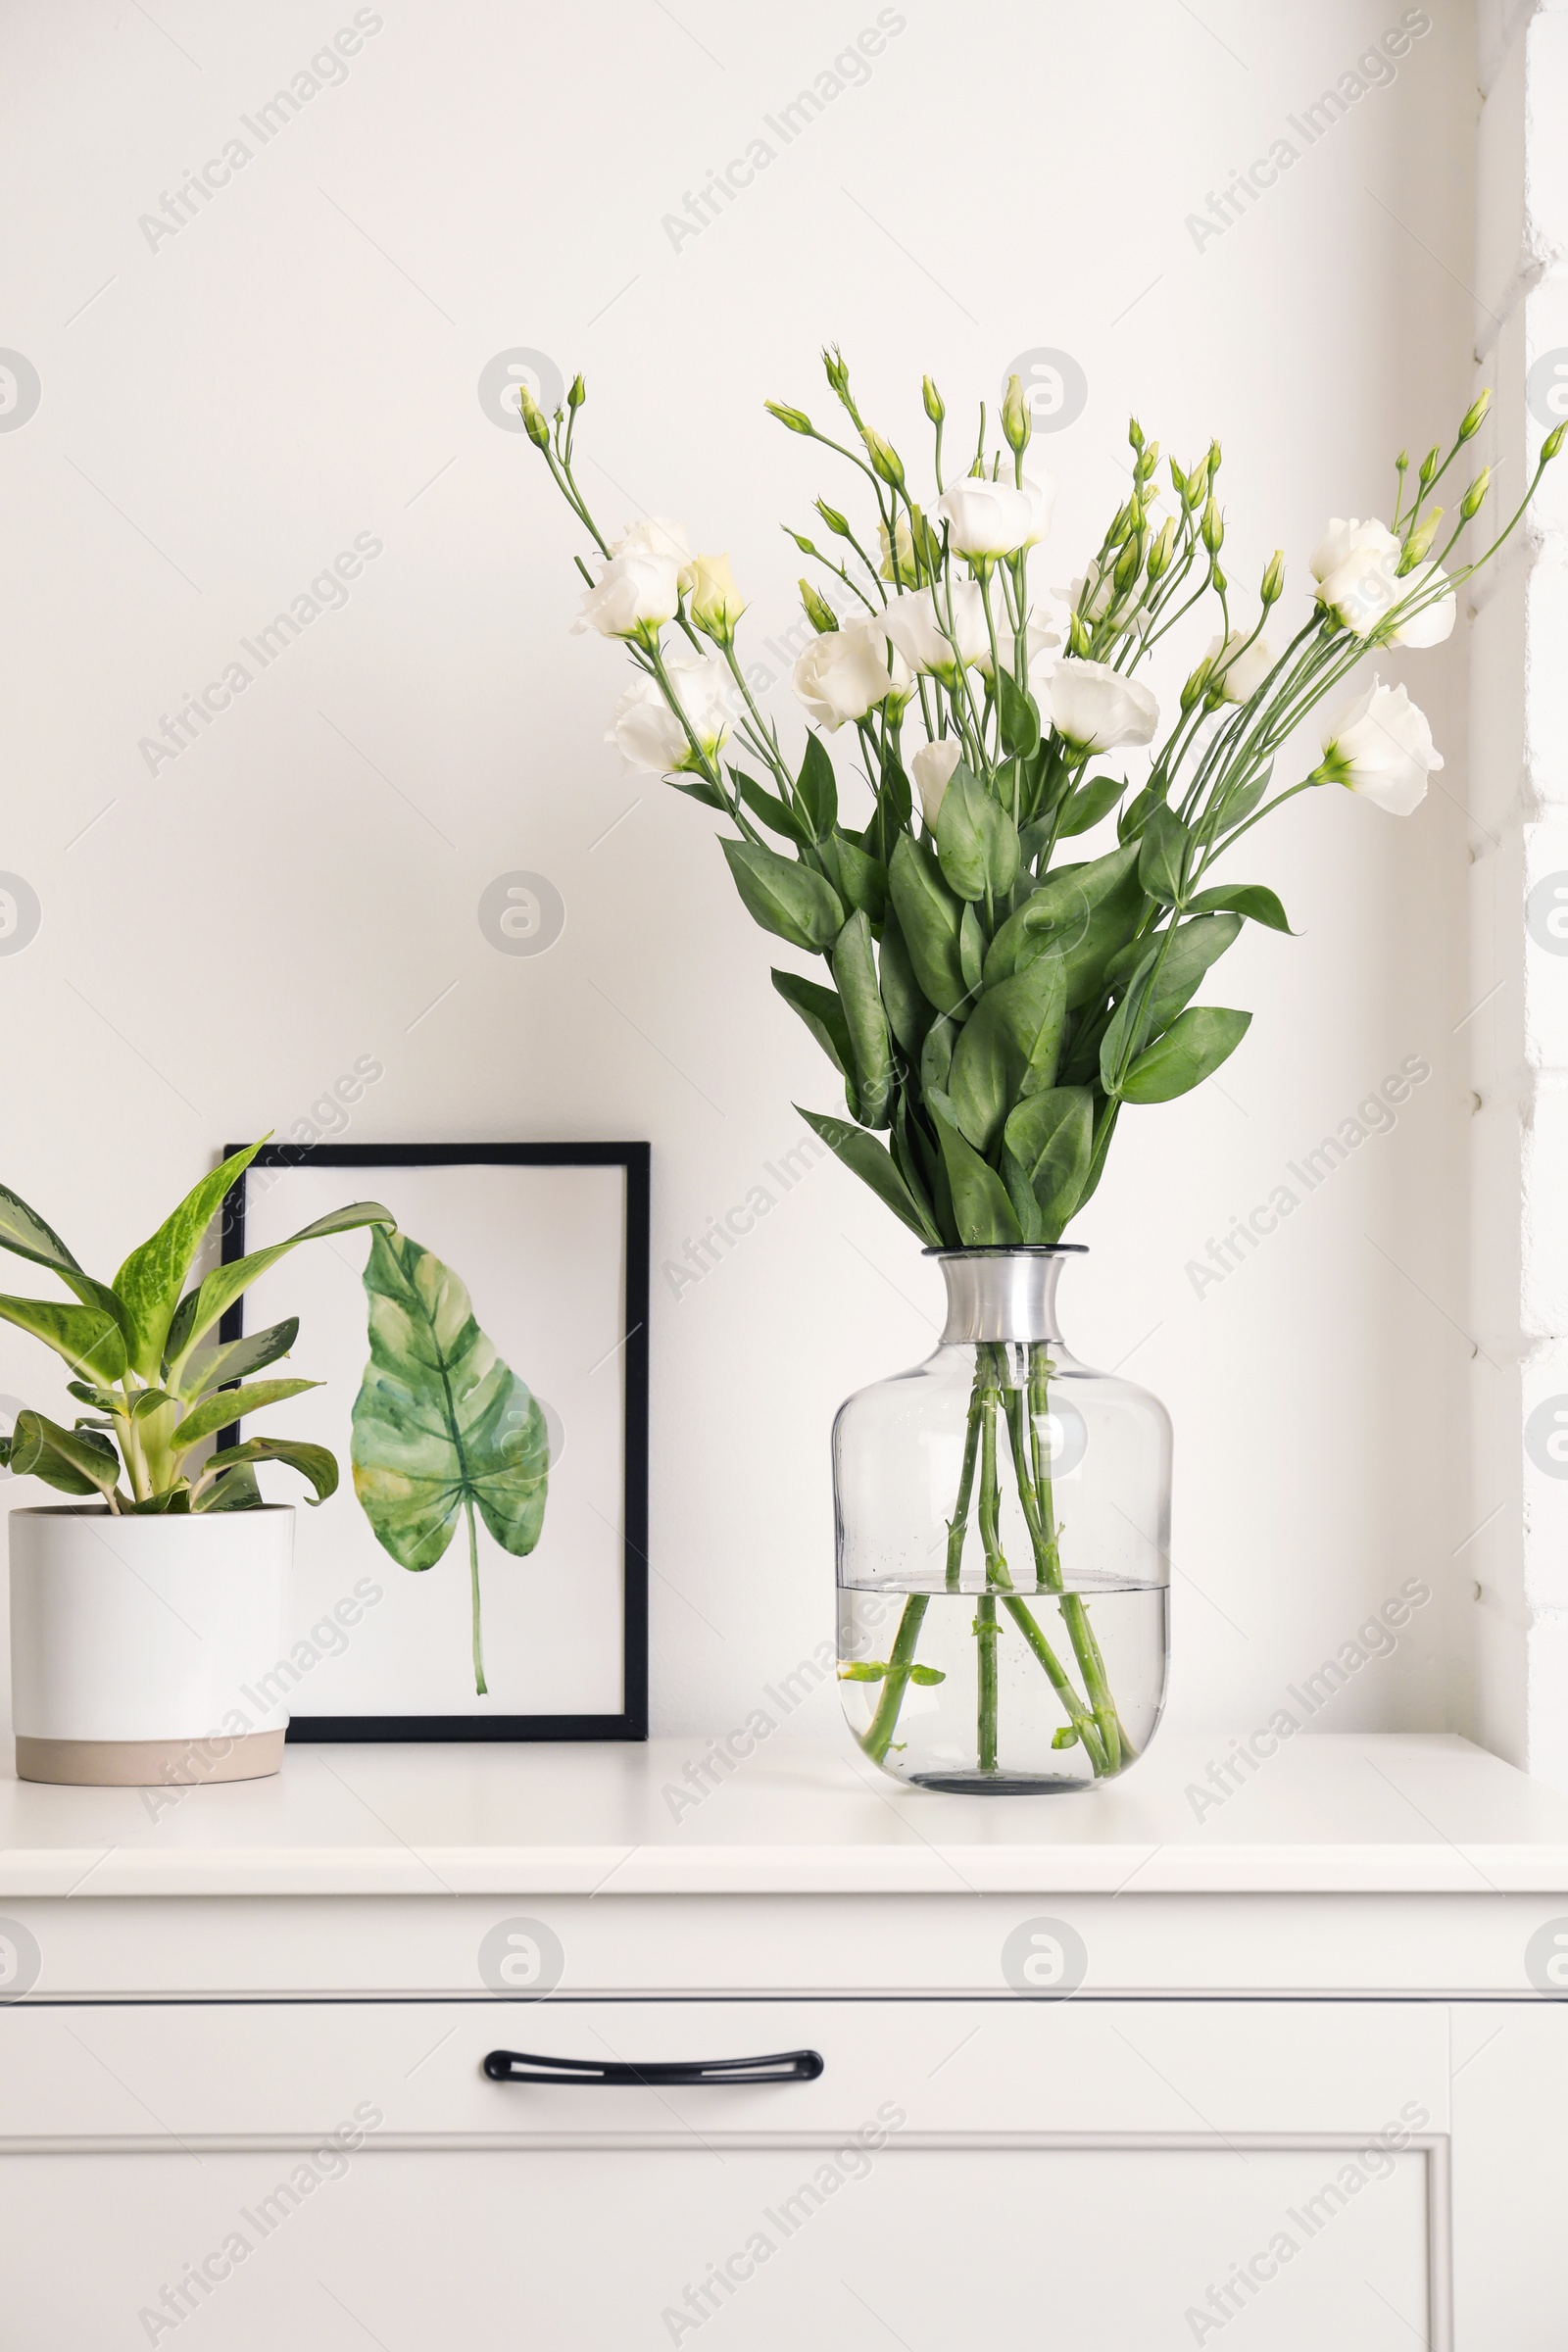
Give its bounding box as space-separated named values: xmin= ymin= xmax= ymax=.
xmin=4 ymin=1731 xmax=1568 ymax=1899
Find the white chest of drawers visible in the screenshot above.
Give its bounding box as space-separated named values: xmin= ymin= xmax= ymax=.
xmin=2 ymin=1730 xmax=1566 ymax=2349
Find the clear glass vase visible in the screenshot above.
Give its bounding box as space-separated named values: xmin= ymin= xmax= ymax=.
xmin=834 ymin=1246 xmax=1171 ymax=1793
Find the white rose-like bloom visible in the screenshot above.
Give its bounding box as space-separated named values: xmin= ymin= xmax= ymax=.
xmin=573 ymin=548 xmax=682 ymax=639
xmin=1386 ymin=561 xmax=1456 ymax=648
xmin=976 ymin=606 xmax=1063 ymax=679
xmin=1321 ymin=678 xmax=1442 ymax=815
xmin=793 ymin=614 xmax=912 ymax=731
xmin=1046 ymin=659 xmax=1159 ymax=753
xmin=1310 ymin=517 xmax=1402 ymax=636
xmin=937 ymin=471 xmax=1054 ymax=559
xmin=1204 ymin=631 xmax=1275 ymax=704
xmin=606 ymin=659 xmax=731 ymax=775
xmin=879 ymin=583 xmax=989 ymax=678
xmin=911 ymin=737 xmax=963 ymax=829
xmin=614 ymin=515 xmax=697 ymax=593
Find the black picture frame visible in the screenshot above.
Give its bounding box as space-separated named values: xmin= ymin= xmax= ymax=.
xmin=220 ymin=1141 xmax=650 ymax=1744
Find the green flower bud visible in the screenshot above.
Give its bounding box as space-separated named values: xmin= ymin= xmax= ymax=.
xmin=799 ymin=578 xmax=839 ymax=634
xmin=862 ymin=427 xmax=906 ymax=490
xmin=1259 ymin=549 xmax=1286 ymax=606
xmin=1417 ymin=443 xmax=1441 ymax=490
xmin=1544 ymin=420 xmax=1567 ymax=463
xmin=1002 ymin=374 xmax=1032 ymax=456
xmin=1129 ymin=416 xmax=1146 ymax=451
xmin=516 ymin=383 xmax=552 ymax=452
xmin=822 ymin=346 xmax=853 ymax=402
xmin=1401 ymin=507 xmax=1445 ymax=564
xmin=1200 ymin=496 xmax=1224 ymax=554
xmin=1181 ymin=658 xmax=1213 ymax=713
xmin=922 ymin=374 xmax=946 ymax=425
xmin=1113 ymin=535 xmax=1143 ymax=593
xmin=1458 ymin=388 xmax=1492 ymax=442
xmin=1395 ymin=449 xmax=1409 ymax=477
xmin=1205 ymin=440 xmax=1222 ymax=482
xmin=814 ymin=498 xmax=853 ymax=539
xmin=1146 ymin=515 xmax=1178 ymax=581
xmin=1067 ymin=610 xmax=1092 ymax=657
xmin=1210 ymin=561 xmax=1228 ymax=594
xmin=566 ymin=374 xmax=586 ymax=411
xmin=765 ymin=400 xmax=814 ymax=436
xmin=1460 ymin=465 xmax=1492 ymax=520
xmin=784 ymin=528 xmax=821 ymax=558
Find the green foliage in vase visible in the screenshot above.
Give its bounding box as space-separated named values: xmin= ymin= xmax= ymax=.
xmin=517 ymin=358 xmax=1559 ymax=1248
xmin=0 ymin=1141 xmax=391 ymax=1512
xmin=351 ymin=1228 xmax=550 ymax=1695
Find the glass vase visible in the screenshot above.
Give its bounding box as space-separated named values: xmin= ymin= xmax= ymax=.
xmin=834 ymin=1246 xmax=1171 ymax=1793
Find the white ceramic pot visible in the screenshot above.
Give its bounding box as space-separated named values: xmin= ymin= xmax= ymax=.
xmin=8 ymin=1504 xmax=294 ymax=1787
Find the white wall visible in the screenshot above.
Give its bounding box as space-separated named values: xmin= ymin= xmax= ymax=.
xmin=0 ymin=0 xmax=1486 ymax=1747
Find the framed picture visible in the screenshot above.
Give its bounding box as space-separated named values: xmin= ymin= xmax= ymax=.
xmin=219 ymin=1142 xmax=649 ymax=1741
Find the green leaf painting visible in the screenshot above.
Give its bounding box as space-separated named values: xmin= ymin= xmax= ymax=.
xmin=351 ymin=1228 xmax=550 ymax=1695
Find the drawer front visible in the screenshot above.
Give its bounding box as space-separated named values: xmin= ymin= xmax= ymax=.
xmin=0 ymin=1996 xmax=1447 ymax=2144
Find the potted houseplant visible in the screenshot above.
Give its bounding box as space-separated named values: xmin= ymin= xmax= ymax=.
xmin=1 ymin=1141 xmax=390 ymax=1785
xmin=516 ymin=351 xmax=1561 ymax=1792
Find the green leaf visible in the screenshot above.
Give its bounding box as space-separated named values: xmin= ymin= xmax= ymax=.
xmin=66 ymin=1379 xmax=120 ymax=1414
xmin=130 ymin=1388 xmax=178 ymax=1420
xmin=168 ymin=1203 xmax=395 ymax=1371
xmin=171 ymin=1377 xmax=323 ymax=1455
xmin=820 ymin=832 xmax=888 ymax=923
xmin=734 ymin=769 xmax=810 ymax=848
xmin=1119 ymin=1006 xmax=1252 ymax=1102
xmin=173 ymin=1315 xmax=301 ymax=1404
xmin=669 ymin=774 xmax=728 ymax=811
xmin=191 ymin=1463 xmax=263 ymax=1513
xmin=797 ymin=1107 xmax=940 ymax=1245
xmin=197 ymin=1436 xmax=340 ymax=1506
xmin=113 ymin=1141 xmax=268 ymax=1381
xmin=936 ymin=761 xmax=1020 ymax=903
xmin=833 ymin=911 xmax=894 ymax=1129
xmin=720 ymin=838 xmax=844 ymax=953
xmin=1003 ymin=1088 xmax=1095 ymax=1237
xmin=1102 ymin=915 xmax=1244 ymax=1063
xmin=1138 ymin=803 xmax=1192 ymax=906
xmin=351 ymin=1229 xmax=549 ymax=1691
xmin=948 ymin=956 xmax=1067 ymax=1154
xmin=919 ymin=1013 xmax=956 ymax=1098
xmin=1117 ymin=779 xmax=1161 ymax=843
xmin=877 ymin=909 xmax=931 ymax=1057
xmin=928 ymin=1093 xmax=1024 ymax=1247
xmin=0 ymin=1294 xmax=126 ymax=1384
xmin=0 ymin=1187 xmax=128 ymax=1340
xmin=983 ymin=841 xmax=1140 ymax=990
xmin=772 ymin=969 xmax=853 ymax=1079
xmin=888 ymin=835 xmax=966 ymax=1014
xmin=1056 ymin=772 xmax=1125 ymax=839
xmin=999 ymin=1146 xmax=1049 ymax=1242
xmin=7 ymin=1409 xmax=123 ymax=1500
xmin=1186 ymin=881 xmax=1293 ymax=933
xmin=797 ymin=731 xmax=839 ymax=838
xmin=866 ymin=751 xmax=912 ymax=867
xmin=958 ymin=904 xmax=985 ymax=1004
xmin=996 ymin=665 xmax=1041 ymax=759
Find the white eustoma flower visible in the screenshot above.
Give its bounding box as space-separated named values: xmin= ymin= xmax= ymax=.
xmin=1386 ymin=561 xmax=1456 ymax=648
xmin=975 ymin=606 xmax=1062 ymax=679
xmin=1320 ymin=678 xmax=1442 ymax=814
xmin=793 ymin=614 xmax=912 ymax=730
xmin=879 ymin=583 xmax=989 ymax=678
xmin=1046 ymin=659 xmax=1159 ymax=753
xmin=689 ymin=553 xmax=746 ymax=643
xmin=937 ymin=471 xmax=1055 ymax=559
xmin=1310 ymin=517 xmax=1402 ymax=636
xmin=614 ymin=515 xmax=698 ymax=592
xmin=607 ymin=659 xmax=731 ymax=774
xmin=573 ymin=548 xmax=682 ymax=639
xmin=911 ymin=737 xmax=963 ymax=829
xmin=1204 ymin=631 xmax=1275 ymax=703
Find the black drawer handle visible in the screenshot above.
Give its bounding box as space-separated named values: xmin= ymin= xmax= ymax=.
xmin=482 ymin=2047 xmax=824 ymax=2087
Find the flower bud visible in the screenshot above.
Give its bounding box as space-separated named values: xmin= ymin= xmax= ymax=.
xmin=1400 ymin=507 xmax=1444 ymax=566
xmin=567 ymin=374 xmax=586 ymax=411
xmin=1169 ymin=456 xmax=1191 ymax=506
xmin=1545 ymin=420 xmax=1567 ymax=463
xmin=765 ymin=400 xmax=813 ymax=436
xmin=1201 ymin=496 xmax=1224 ymax=554
xmin=1146 ymin=515 xmax=1178 ymax=581
xmin=1205 ymin=440 xmax=1222 ymax=482
xmin=1395 ymin=449 xmax=1409 ymax=478
xmin=922 ymin=374 xmax=946 ymax=425
xmin=1113 ymin=535 xmax=1143 ymax=594
xmin=1211 ymin=562 xmax=1228 ymax=594
xmin=1137 ymin=439 xmax=1160 ymax=480
xmin=691 ymin=553 xmax=746 ymax=648
xmin=516 ymin=383 xmax=552 ymax=451
xmin=822 ymin=346 xmax=853 ymax=403
xmin=1129 ymin=416 xmax=1146 ymax=452
xmin=1417 ymin=444 xmax=1441 ymax=491
xmin=1260 ymin=549 xmax=1286 ymax=606
xmin=1067 ymin=610 xmax=1092 ymax=657
xmin=784 ymin=529 xmax=820 ymax=558
xmin=1458 ymin=388 xmax=1492 ymax=442
xmin=799 ymin=579 xmax=839 ymax=635
xmin=1460 ymin=466 xmax=1492 ymax=520
xmin=814 ymin=498 xmax=852 ymax=539
xmin=862 ymin=428 xmax=906 ymax=490
xmin=1002 ymin=374 xmax=1032 ymax=456
xmin=1181 ymin=659 xmax=1213 ymax=712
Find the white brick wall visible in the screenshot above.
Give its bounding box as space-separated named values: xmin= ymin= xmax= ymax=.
xmin=1473 ymin=0 xmax=1568 ymax=1778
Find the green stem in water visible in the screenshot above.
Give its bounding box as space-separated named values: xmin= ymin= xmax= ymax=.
xmin=466 ymin=1496 xmax=487 ymax=1696
xmin=975 ymin=1594 xmax=999 ymax=1771
xmin=859 ymin=1592 xmax=930 ymax=1764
